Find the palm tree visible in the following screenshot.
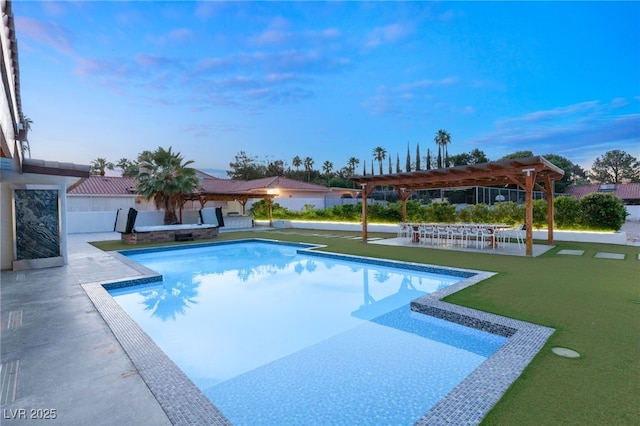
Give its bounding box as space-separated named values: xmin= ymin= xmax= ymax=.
xmin=322 ymin=160 xmax=333 ymax=186
xmin=135 ymin=146 xmax=200 ymax=225
xmin=91 ymin=157 xmax=114 ymax=176
xmin=346 ymin=157 xmax=360 ymax=177
xmin=434 ymin=129 xmax=451 ymax=168
xmin=115 ymin=158 xmax=133 ymax=176
xmin=292 ymin=155 xmax=302 ymax=175
xmin=372 ymin=146 xmax=387 ymax=175
xmin=303 ymin=156 xmax=314 ymax=182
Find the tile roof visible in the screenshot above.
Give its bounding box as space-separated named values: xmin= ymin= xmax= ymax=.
xmin=68 ymin=175 xmax=331 ymax=195
xmin=615 ymin=183 xmax=640 ymax=199
xmin=68 ymin=176 xmax=137 ymax=195
xmin=565 ymin=183 xmax=640 ymax=200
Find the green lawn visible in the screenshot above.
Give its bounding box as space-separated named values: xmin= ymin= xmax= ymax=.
xmin=92 ymin=229 xmax=640 ymax=425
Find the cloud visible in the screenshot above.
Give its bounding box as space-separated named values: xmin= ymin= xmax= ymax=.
xmin=364 ymin=22 xmax=413 ymax=49
xmin=363 ymin=76 xmax=459 ymax=117
xmin=148 ymin=28 xmax=195 ymax=45
xmin=469 ymin=99 xmax=640 ymax=166
xmin=15 ymin=18 xmax=75 ymax=55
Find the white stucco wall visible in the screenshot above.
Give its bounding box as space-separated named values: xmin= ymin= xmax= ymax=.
xmin=625 ymin=205 xmax=640 ymax=221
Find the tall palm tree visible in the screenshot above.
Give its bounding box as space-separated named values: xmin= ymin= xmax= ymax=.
xmin=322 ymin=160 xmax=333 ymax=186
xmin=347 ymin=157 xmax=360 ymax=176
xmin=135 ymin=146 xmax=200 ymax=225
xmin=292 ymin=156 xmax=302 ymax=173
xmin=116 ymin=158 xmax=133 ymax=176
xmin=372 ymin=146 xmax=387 ymax=175
xmin=91 ymin=157 xmax=114 ymax=176
xmin=303 ymin=156 xmax=314 ymax=182
xmin=434 ymin=129 xmax=451 ymax=168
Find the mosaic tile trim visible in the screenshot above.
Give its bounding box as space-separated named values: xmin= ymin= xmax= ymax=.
xmin=300 ymin=249 xmax=478 ymax=278
xmin=115 ymin=238 xmax=317 ymax=257
xmin=82 ymin=282 xmax=231 ymax=426
xmin=411 ymin=295 xmax=554 ymax=425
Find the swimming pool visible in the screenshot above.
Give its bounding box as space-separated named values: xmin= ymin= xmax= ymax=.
xmin=108 ymin=240 xmax=509 ymax=425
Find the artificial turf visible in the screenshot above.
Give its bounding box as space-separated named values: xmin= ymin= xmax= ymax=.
xmin=91 ymin=229 xmax=640 ymax=425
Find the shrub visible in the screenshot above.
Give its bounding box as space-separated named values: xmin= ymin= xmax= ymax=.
xmin=532 ymin=199 xmax=548 ymax=229
xmin=423 ymin=202 xmax=457 ymax=223
xmin=579 ymin=193 xmax=627 ymax=231
xmin=249 ymin=200 xmax=293 ymax=219
xmin=492 ymin=201 xmax=525 ymax=225
xmin=554 ymin=196 xmax=581 ymax=229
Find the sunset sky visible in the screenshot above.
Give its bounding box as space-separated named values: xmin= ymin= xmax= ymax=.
xmin=14 ymin=1 xmax=640 ymax=176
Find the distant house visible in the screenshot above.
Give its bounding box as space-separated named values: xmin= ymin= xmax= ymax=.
xmin=565 ymin=183 xmax=640 ymax=205
xmin=565 ymin=183 xmax=640 ymax=220
xmin=67 ymin=174 xmax=358 ymax=233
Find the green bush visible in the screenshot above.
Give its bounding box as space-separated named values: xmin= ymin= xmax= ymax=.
xmin=465 ymin=203 xmax=492 ymax=223
xmin=249 ymin=200 xmax=294 ymax=219
xmin=249 ymin=194 xmax=627 ymax=231
xmin=554 ymin=196 xmax=582 ymax=229
xmin=492 ymin=201 xmax=525 ymax=225
xmin=423 ymin=202 xmax=457 ymax=223
xmin=579 ymin=193 xmax=627 ymax=231
xmin=532 ymin=199 xmax=548 ymax=229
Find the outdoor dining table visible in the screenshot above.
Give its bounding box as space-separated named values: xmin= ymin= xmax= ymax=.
xmin=405 ymin=223 xmax=512 ymax=248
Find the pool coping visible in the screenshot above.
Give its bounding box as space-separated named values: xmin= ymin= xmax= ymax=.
xmin=81 ymin=238 xmax=554 ymax=426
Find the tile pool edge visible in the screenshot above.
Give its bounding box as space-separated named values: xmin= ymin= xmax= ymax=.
xmin=82 ymin=279 xmax=232 ymax=426
xmin=411 ymin=297 xmax=554 ymax=425
xmin=84 ymin=240 xmax=554 ymax=426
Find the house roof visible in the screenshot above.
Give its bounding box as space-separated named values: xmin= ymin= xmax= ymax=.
xmin=565 ymin=183 xmax=640 ymax=200
xmin=68 ymin=176 xmax=137 ymax=195
xmin=68 ymin=175 xmax=330 ymax=196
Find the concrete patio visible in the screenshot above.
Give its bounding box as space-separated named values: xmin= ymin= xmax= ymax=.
xmin=1 ymin=233 xmax=172 ymax=425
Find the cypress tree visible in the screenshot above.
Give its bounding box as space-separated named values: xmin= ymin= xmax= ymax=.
xmin=396 ymin=154 xmax=400 ymax=173
xmin=416 ymin=143 xmax=421 ymax=171
xmin=405 ymin=143 xmax=411 ymax=172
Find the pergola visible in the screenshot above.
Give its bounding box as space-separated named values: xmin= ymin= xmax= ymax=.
xmin=349 ymin=156 xmax=564 ymax=256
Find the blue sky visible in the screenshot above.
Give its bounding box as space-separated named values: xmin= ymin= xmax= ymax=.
xmin=14 ymin=1 xmax=640 ymax=176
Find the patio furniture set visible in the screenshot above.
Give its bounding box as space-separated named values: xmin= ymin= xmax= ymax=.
xmin=398 ymin=222 xmax=525 ymax=250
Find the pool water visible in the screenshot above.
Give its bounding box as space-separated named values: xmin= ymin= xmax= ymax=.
xmin=111 ymin=241 xmax=507 ymax=425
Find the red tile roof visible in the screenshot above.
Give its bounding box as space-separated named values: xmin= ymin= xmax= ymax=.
xmin=565 ymin=183 xmax=640 ymax=200
xmin=68 ymin=175 xmax=330 ymax=195
xmin=68 ymin=176 xmax=137 ymax=195
xmin=615 ymin=183 xmax=640 ymax=199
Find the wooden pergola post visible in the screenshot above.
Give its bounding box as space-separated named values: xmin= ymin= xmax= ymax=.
xmin=523 ymin=168 xmax=536 ymax=256
xmin=395 ymin=187 xmax=413 ymax=222
xmin=360 ymin=184 xmax=375 ymax=243
xmin=545 ymin=176 xmax=555 ymax=245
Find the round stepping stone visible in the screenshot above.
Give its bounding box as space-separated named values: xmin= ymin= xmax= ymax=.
xmin=551 ymin=347 xmax=580 ymax=358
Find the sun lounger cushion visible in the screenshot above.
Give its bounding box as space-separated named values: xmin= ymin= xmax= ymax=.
xmin=114 ymin=208 xmax=137 ymax=234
